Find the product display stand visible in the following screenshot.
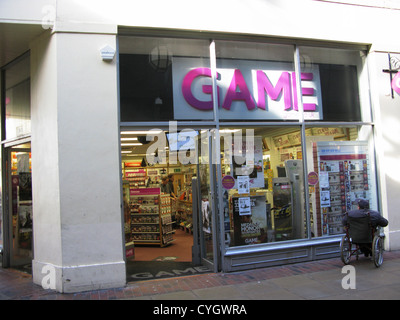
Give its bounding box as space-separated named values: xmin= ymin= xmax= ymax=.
xmin=317 ymin=141 xmax=371 ymax=236
xmin=130 ymin=188 xmax=174 ymax=247
xmin=177 ymin=200 xmax=193 ymax=233
xmin=160 ymin=194 xmax=174 ymax=245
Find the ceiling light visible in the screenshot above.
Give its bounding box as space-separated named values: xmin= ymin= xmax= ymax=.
xmin=121 ymin=130 xmax=163 ymax=135
xmin=220 ymin=129 xmax=241 ymax=133
xmin=121 ymin=143 xmax=142 ymax=146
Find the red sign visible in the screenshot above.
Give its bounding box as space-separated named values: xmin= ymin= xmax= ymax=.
xmin=308 ymin=171 xmax=319 ymax=185
xmin=130 ymin=188 xmax=160 ymax=196
xmin=125 ymin=162 xmax=141 ymax=168
xmin=126 ymin=248 xmax=134 ymax=258
xmin=222 ymin=175 xmax=235 ymax=189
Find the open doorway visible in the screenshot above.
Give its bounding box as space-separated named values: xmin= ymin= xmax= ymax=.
xmin=2 ymin=142 xmax=32 ymax=273
xmin=121 ymin=129 xmax=212 ymax=281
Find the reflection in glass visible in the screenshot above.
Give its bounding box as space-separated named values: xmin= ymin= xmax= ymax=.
xmin=198 ymin=130 xmax=214 ymax=263
xmin=5 ymin=56 xmax=31 ymax=139
xmin=305 ymin=126 xmax=377 ymax=238
xmin=9 ymin=144 xmax=33 ymax=267
xmin=299 ymin=47 xmax=369 ymax=122
xmin=119 ymin=36 xmax=210 ymax=122
xmin=220 ymin=126 xmax=306 ymax=247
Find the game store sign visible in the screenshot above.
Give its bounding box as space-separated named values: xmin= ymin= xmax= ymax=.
xmin=392 ymin=71 xmax=400 ymax=95
xmin=172 ymin=57 xmax=323 ymax=120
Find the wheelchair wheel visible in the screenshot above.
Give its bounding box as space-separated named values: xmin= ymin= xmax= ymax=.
xmin=372 ymin=235 xmax=384 ymax=268
xmin=340 ymin=235 xmax=351 ymax=265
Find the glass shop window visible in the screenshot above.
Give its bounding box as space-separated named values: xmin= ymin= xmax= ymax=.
xmin=220 ymin=125 xmax=378 ymax=247
xmin=5 ymin=55 xmax=31 ymax=139
xmin=299 ymin=47 xmax=370 ymax=122
xmin=118 ymin=36 xmax=210 ymax=122
xmin=305 ymin=125 xmax=378 ymax=238
xmin=219 ymin=126 xmax=307 ymax=247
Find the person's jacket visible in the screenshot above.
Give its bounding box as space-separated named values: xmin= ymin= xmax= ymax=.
xmin=342 ymin=208 xmax=388 ymax=228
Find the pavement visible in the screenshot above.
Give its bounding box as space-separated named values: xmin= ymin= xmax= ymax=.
xmin=1 ymin=250 xmax=400 ymax=301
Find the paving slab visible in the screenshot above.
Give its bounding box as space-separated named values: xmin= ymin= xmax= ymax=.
xmin=0 ymin=250 xmax=399 ymax=301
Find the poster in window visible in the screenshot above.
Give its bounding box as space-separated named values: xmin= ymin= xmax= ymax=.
xmin=237 ymin=176 xmax=250 ymax=194
xmin=238 ymin=197 xmax=251 ymax=215
xmin=232 ymin=194 xmax=267 ymax=246
xmin=317 ymin=141 xmax=371 ymax=236
xmin=231 ymin=136 xmax=265 ymax=189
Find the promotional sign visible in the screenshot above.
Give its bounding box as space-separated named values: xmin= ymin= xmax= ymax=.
xmin=308 ymin=171 xmax=319 ymax=185
xmin=237 ymin=176 xmax=250 ymax=194
xmin=172 ymin=57 xmax=323 ymax=120
xmin=232 ymin=194 xmax=268 ymax=246
xmin=130 ymin=188 xmax=161 ymax=196
xmin=222 ymin=175 xmax=235 ymax=189
xmin=317 ymin=141 xmax=370 ymax=236
xmin=230 ymin=136 xmax=265 ymax=189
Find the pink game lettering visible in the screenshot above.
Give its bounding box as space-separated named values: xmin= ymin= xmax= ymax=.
xmin=181 ymin=68 xmax=316 ymax=112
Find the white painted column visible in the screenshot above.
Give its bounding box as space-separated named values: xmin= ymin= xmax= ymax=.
xmin=369 ymin=51 xmax=400 ymax=251
xmin=30 ymin=30 xmax=125 ymax=293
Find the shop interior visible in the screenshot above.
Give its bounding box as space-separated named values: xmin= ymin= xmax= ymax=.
xmin=121 ymin=125 xmax=366 ymax=278
xmin=1 ymin=142 xmax=33 ymax=272
xmin=121 ymin=129 xmax=199 ymax=280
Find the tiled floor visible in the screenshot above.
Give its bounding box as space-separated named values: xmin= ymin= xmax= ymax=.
xmin=134 ymin=229 xmax=193 ymax=262
xmin=1 ymin=250 xmax=400 ymax=300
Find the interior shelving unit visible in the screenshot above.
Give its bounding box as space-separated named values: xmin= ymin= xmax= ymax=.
xmin=130 ymin=190 xmax=174 ymax=247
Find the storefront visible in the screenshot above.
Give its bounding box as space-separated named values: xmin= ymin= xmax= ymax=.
xmin=118 ymin=33 xmax=378 ymax=273
xmin=1 ymin=0 xmax=400 ymax=293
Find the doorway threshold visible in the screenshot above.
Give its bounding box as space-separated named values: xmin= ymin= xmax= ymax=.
xmin=126 ymin=260 xmax=211 ymax=282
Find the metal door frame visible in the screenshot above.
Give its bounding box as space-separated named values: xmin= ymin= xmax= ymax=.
xmin=119 ymin=125 xmax=220 ymax=272
xmin=192 ymin=130 xmax=219 ymax=273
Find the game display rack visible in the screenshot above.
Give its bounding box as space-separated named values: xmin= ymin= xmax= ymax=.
xmin=130 ymin=188 xmax=174 ymax=247
xmin=317 ymin=141 xmax=371 ymax=236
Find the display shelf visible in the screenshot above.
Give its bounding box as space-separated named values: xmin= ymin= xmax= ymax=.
xmin=160 ymin=193 xmax=175 ymax=245
xmin=177 ymin=200 xmax=193 ymax=233
xmin=317 ymin=141 xmax=371 ymax=236
xmin=129 ymin=189 xmax=174 ymax=247
xmin=125 ymin=168 xmax=147 ymax=188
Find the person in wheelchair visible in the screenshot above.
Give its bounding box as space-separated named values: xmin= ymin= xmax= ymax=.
xmin=342 ymin=199 xmax=388 ymax=257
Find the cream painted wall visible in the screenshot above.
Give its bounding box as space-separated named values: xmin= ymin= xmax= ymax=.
xmin=52 ymin=0 xmax=399 ymax=52
xmin=0 ymin=0 xmax=55 ymax=23
xmin=55 ymin=32 xmax=123 ymax=266
xmin=30 ymin=30 xmax=62 ymax=267
xmin=2 ymin=0 xmax=399 ymax=51
xmin=368 ymin=52 xmax=400 ymax=250
xmin=3 ymin=0 xmax=400 ymax=291
xmin=30 ymin=31 xmax=125 ymax=292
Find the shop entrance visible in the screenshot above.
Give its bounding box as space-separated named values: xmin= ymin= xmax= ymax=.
xmin=121 ymin=128 xmax=217 ymax=281
xmin=2 ymin=142 xmax=32 ymax=272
